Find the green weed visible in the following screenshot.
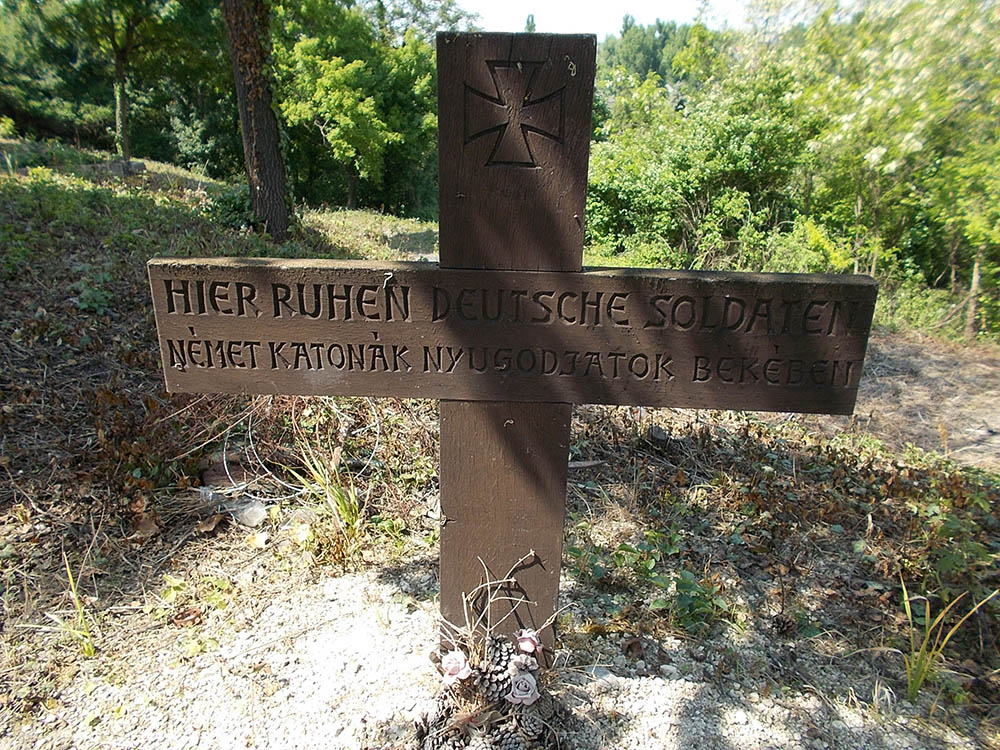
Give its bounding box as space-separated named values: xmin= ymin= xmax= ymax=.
xmin=288 ymin=438 xmax=366 ymax=559
xmin=899 ymin=577 xmax=999 ymax=701
xmin=653 ymin=569 xmax=727 ymax=634
xmin=46 ymin=551 xmax=96 ymax=658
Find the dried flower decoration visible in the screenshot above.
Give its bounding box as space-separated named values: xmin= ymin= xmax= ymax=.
xmin=506 ymin=670 xmax=540 ymax=705
xmin=440 ymin=649 xmax=473 ymax=685
xmin=514 ymin=628 xmax=542 ymax=655
xmin=510 ymin=653 xmax=538 ymax=674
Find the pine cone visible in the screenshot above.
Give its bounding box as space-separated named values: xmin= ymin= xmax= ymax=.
xmin=476 ymin=637 xmax=515 ymax=703
xmin=467 ymin=729 xmax=497 ymax=750
xmin=420 ymin=731 xmax=464 ymax=750
xmin=531 ymin=690 xmax=555 ymax=720
xmin=490 ymin=724 xmax=526 ymax=750
xmin=417 ymin=694 xmax=456 ymax=749
xmin=513 ymin=702 xmax=545 ymax=740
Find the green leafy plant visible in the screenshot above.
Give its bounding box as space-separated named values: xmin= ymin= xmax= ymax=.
xmin=288 ymin=439 xmax=366 ymax=556
xmin=72 ymin=268 xmax=114 ymax=315
xmin=899 ymin=577 xmax=999 ymax=701
xmin=202 ymin=184 xmax=254 ymax=231
xmin=0 ymin=116 xmax=17 ymax=137
xmin=659 ymin=568 xmax=727 ymax=634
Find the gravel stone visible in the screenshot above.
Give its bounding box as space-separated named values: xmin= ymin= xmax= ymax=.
xmin=5 ymin=566 xmax=982 ymax=750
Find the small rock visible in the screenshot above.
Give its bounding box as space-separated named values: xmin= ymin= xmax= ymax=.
xmin=647 ymin=424 xmax=670 ymax=443
xmin=230 ymin=501 xmax=267 ymax=528
xmin=659 ymin=664 xmax=680 ymax=679
xmin=282 ymin=507 xmax=318 ymax=526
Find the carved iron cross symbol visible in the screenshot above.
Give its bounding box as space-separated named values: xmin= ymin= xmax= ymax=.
xmin=464 ymin=60 xmax=566 ymax=167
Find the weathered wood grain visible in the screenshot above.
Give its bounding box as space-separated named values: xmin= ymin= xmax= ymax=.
xmin=148 ymin=259 xmax=877 ymax=414
xmin=437 ymin=32 xmax=595 ymax=648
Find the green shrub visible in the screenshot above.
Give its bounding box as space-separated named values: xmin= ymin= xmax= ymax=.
xmin=203 ymin=184 xmax=255 ymax=231
xmin=0 ymin=116 xmax=17 ymax=138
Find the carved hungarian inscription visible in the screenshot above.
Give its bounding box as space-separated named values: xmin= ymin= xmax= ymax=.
xmin=149 ymin=258 xmax=876 ymax=414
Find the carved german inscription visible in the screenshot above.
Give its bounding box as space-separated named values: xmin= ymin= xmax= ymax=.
xmin=149 ymin=258 xmax=876 ymax=414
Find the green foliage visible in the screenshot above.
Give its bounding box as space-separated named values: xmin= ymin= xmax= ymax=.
xmin=671 ymin=21 xmax=728 ymax=87
xmin=271 ymin=1 xmax=438 ymax=216
xmin=588 ymin=0 xmax=999 ymax=336
xmin=202 ymin=183 xmax=255 ymax=231
xmin=899 ymin=579 xmax=998 ymax=701
xmin=278 ymin=33 xmax=396 ymax=182
xmin=664 ymin=568 xmax=727 ymax=634
xmin=588 ymin=63 xmax=814 ymax=269
xmin=565 ymin=519 xmax=726 ymax=633
xmin=47 ymin=551 xmax=96 ymax=658
xmin=599 ymin=15 xmax=691 ymax=85
xmin=72 ymin=265 xmax=114 ymax=315
xmin=761 ymin=217 xmax=853 ymax=273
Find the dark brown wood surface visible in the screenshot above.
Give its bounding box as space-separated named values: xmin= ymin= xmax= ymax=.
xmin=221 ymin=0 xmax=290 ymax=240
xmin=437 ymin=32 xmax=595 ymax=272
xmin=148 ymin=258 xmax=877 ymax=414
xmin=437 ymin=32 xmax=594 ymax=648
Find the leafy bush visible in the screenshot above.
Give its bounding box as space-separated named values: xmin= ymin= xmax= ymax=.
xmin=587 ymin=64 xmax=815 ymax=270
xmin=202 ymin=184 xmax=255 ymax=231
xmin=761 ymin=217 xmax=854 ymax=274
xmin=0 ymin=117 xmax=17 ymax=137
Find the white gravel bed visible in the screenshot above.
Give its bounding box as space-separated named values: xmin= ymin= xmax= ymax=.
xmin=8 ymin=566 xmax=976 ymax=750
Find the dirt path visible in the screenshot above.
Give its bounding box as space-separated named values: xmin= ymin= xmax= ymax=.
xmin=798 ymin=329 xmax=1000 ymax=472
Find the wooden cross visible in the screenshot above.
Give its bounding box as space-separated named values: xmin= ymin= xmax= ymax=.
xmin=148 ymin=33 xmax=877 ymax=647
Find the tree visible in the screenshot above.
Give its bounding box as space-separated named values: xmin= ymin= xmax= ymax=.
xmin=52 ymin=0 xmax=177 ymax=162
xmin=272 ymin=0 xmax=438 ymax=215
xmin=599 ymin=16 xmax=690 ymax=84
xmin=587 ymin=62 xmax=813 ymax=268
xmin=1 ymin=0 xmax=111 ymax=142
xmin=273 ymin=0 xmax=390 ymax=209
xmin=221 ymin=0 xmax=290 ymax=240
xmin=364 ymin=0 xmax=477 ymax=43
xmin=929 ymin=142 xmax=1000 ymax=337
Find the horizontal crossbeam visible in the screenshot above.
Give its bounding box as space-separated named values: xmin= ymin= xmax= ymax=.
xmin=149 ymin=258 xmax=876 ymax=415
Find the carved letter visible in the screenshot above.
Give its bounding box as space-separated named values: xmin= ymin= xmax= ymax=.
xmin=272 ymin=284 xmax=292 ymax=318
xmin=432 ymin=288 xmax=450 ymax=321
xmin=693 ymin=356 xmax=711 ymax=382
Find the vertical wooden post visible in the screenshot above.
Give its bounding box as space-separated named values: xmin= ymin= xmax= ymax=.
xmin=436 ymin=33 xmax=595 ymax=645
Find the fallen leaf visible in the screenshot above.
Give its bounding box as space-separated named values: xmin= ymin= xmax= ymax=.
xmin=195 ymin=514 xmax=223 ymax=534
xmin=246 ymin=531 xmax=268 ymax=549
xmin=130 ymin=510 xmax=159 ymax=540
xmin=171 ymin=607 xmax=203 ymax=628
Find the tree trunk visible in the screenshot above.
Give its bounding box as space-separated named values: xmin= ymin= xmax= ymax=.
xmin=347 ymin=165 xmax=358 ymax=209
xmin=113 ymin=54 xmax=131 ymax=163
xmin=221 ymin=0 xmax=290 ymax=241
xmin=964 ymin=248 xmax=982 ymax=339
xmin=948 ymin=235 xmax=959 ymax=294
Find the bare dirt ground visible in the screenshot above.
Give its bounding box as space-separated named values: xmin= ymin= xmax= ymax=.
xmin=798 ymin=330 xmax=1000 ymax=472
